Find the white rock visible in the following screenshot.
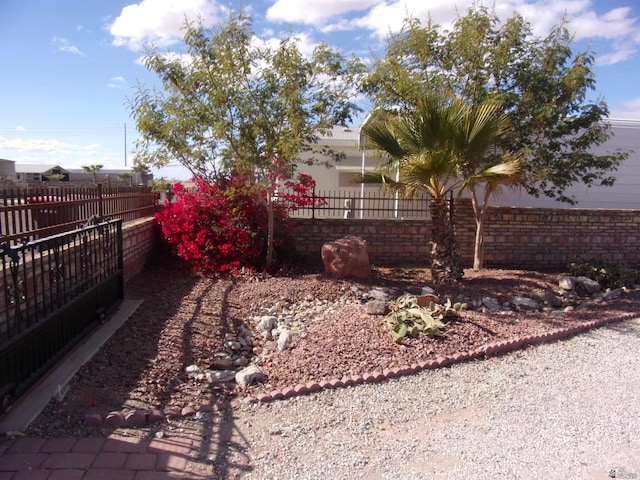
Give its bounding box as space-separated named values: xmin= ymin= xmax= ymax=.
xmin=236 ymin=364 xmax=267 ymax=387
xmin=205 ymin=370 xmax=236 ymax=383
xmin=277 ymin=329 xmax=293 ymax=352
xmin=513 ymin=296 xmax=541 ymax=311
xmin=185 ymin=364 xmax=201 ymax=375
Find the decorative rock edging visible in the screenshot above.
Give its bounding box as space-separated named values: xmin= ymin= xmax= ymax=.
xmin=84 ymin=313 xmax=636 ymax=428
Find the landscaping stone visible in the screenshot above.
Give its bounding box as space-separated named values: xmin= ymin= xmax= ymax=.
xmin=321 ymin=235 xmax=371 ymax=279
xmin=236 ymin=364 xmax=267 ymax=387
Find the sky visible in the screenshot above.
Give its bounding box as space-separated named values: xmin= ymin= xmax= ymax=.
xmin=1 ymin=0 xmax=639 ymax=181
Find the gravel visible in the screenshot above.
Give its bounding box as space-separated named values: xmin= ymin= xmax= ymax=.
xmin=212 ymin=317 xmax=640 ymax=479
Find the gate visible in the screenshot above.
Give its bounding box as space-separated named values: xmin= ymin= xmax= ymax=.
xmin=0 ymin=219 xmax=123 ymax=412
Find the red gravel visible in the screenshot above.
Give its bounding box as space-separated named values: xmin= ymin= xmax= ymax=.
xmin=24 ymin=256 xmax=640 ymax=437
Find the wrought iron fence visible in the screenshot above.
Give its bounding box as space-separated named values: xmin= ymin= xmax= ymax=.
xmin=0 ymin=184 xmax=155 ymax=245
xmin=0 ymin=219 xmax=123 ymax=412
xmin=283 ymin=189 xmax=430 ymax=219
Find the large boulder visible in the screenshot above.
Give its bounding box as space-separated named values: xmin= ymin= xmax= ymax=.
xmin=321 ymin=235 xmax=371 ymax=279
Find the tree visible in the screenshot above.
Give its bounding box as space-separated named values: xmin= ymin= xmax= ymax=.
xmin=81 ymin=164 xmax=103 ymax=184
xmin=363 ymin=7 xmax=626 ymax=205
xmin=130 ymin=11 xmax=365 ymax=267
xmin=361 ymin=95 xmax=521 ymax=282
xmin=118 ymin=173 xmax=133 ymax=186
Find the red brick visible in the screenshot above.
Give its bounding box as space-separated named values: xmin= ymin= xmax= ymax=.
xmin=7 ymin=437 xmax=46 ymax=453
xmin=0 ymin=453 xmax=47 ymax=470
xmin=104 ymin=436 xmax=150 ymax=453
xmin=82 ymin=469 xmax=136 ymax=480
xmin=12 ymin=470 xmax=49 ymax=480
xmin=134 ymin=472 xmax=186 ymax=479
xmin=156 ymin=453 xmax=187 ymax=472
xmin=92 ymin=452 xmax=128 ymax=469
xmin=71 ymin=437 xmax=106 ymax=453
xmin=49 ymin=469 xmax=85 ymax=480
xmin=41 ymin=437 xmax=76 ymax=453
xmin=148 ymin=438 xmax=191 ymax=456
xmin=42 ymin=452 xmax=95 ymax=469
xmin=124 ymin=453 xmax=157 ymax=470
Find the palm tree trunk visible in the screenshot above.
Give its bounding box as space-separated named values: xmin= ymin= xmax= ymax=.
xmin=429 ymin=197 xmax=463 ymax=284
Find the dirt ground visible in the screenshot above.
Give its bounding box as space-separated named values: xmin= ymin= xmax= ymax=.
xmin=23 ymin=254 xmax=640 ymax=438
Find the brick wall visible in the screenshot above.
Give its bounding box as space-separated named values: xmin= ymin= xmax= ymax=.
xmin=290 ymin=200 xmax=640 ymax=269
xmin=122 ymin=217 xmax=158 ymax=281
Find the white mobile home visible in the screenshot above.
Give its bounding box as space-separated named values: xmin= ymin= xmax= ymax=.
xmin=298 ymin=118 xmax=640 ymax=212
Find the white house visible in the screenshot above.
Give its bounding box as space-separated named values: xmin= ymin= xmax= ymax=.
xmin=297 ymin=118 xmax=640 ymax=213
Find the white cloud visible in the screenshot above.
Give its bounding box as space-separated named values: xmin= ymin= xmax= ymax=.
xmin=109 ymin=0 xmax=226 ymax=51
xmin=266 ymin=0 xmax=376 ymax=25
xmin=0 ymin=137 xmax=123 ymax=168
xmin=597 ymin=44 xmax=637 ymax=65
xmin=107 ymin=76 xmax=127 ymax=88
xmin=52 ymin=37 xmax=85 ymax=56
xmin=15 ymin=126 xmax=25 ymax=132
xmin=609 ymin=98 xmax=640 ymax=119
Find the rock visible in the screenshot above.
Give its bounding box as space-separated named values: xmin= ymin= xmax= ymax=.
xmin=233 ymin=357 xmax=250 ymax=367
xmin=541 ymin=291 xmax=564 ymax=308
xmin=321 ymin=235 xmax=371 ymax=279
xmin=209 ymin=357 xmax=234 ymax=370
xmin=236 ymin=364 xmax=267 ymax=387
xmin=416 ymin=294 xmax=439 ymax=307
xmin=512 ymin=296 xmax=541 ymax=311
xmin=603 ymin=288 xmax=623 ymax=300
xmin=256 ymin=316 xmax=277 ymax=333
xmin=367 ymin=288 xmax=391 ymax=302
xmin=482 ymin=297 xmax=502 ymax=311
xmin=185 ymin=364 xmax=201 ymax=375
xmin=558 ymin=276 xmax=575 ymax=290
xmin=421 ymin=286 xmax=437 ymax=296
xmin=365 ymin=300 xmax=388 ymax=315
xmin=205 ymin=370 xmax=236 ymax=383
xmin=575 ymin=276 xmax=601 ymax=294
xmin=277 ymin=330 xmax=293 ymax=352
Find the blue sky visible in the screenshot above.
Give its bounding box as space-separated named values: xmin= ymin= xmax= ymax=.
xmin=1 ymin=0 xmax=639 ymax=181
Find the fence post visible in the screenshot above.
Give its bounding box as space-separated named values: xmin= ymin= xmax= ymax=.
xmin=98 ymin=183 xmax=104 ymax=219
xmin=312 ymin=188 xmax=316 ymax=220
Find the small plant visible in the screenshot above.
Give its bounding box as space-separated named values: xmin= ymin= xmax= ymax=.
xmin=385 ymin=295 xmax=466 ymax=343
xmin=568 ymin=258 xmax=639 ymax=289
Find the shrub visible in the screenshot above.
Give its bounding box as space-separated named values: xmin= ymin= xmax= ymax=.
xmin=568 ymin=258 xmax=639 ymax=289
xmin=155 ymin=173 xmax=321 ymax=275
xmin=385 ymin=295 xmax=466 ymax=343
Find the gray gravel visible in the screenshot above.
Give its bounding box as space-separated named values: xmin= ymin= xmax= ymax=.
xmin=212 ymin=318 xmax=640 ymax=479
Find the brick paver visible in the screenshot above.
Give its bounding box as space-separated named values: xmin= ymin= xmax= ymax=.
xmin=7 ymin=437 xmax=46 ymax=453
xmin=0 ymin=434 xmax=196 ymax=479
xmin=49 ymin=468 xmax=86 ymax=479
xmin=42 ymin=452 xmax=95 ymax=469
xmin=125 ymin=453 xmax=158 ymax=471
xmin=12 ymin=470 xmax=50 ymax=480
xmin=83 ymin=469 xmax=137 ymax=480
xmin=92 ymin=451 xmax=128 ymax=469
xmin=0 ymin=452 xmax=47 ymax=470
xmin=40 ymin=437 xmax=76 ymax=453
xmin=71 ymin=437 xmax=106 ymax=453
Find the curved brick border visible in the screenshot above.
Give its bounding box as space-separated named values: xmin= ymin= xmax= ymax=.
xmin=84 ymin=313 xmax=636 ymax=428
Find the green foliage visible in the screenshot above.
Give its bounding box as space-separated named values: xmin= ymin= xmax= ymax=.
xmin=385 ymin=295 xmax=466 ymax=343
xmin=130 ymin=10 xmax=365 ymax=267
xmin=568 ymin=259 xmax=639 ymax=289
xmin=363 ymin=6 xmax=627 ymax=205
xmin=148 ymin=177 xmax=173 ymax=194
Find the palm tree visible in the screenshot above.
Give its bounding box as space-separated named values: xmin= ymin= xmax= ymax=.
xmin=361 ymin=95 xmax=521 ymax=283
xmin=81 ymin=164 xmax=103 ymax=184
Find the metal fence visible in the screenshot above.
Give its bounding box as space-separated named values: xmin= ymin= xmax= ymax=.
xmin=0 ymin=184 xmax=155 ymax=245
xmin=283 ymin=189 xmax=430 ymax=219
xmin=0 ymin=219 xmax=123 ymax=412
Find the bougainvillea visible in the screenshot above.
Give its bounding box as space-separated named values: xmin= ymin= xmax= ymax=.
xmin=155 ymin=173 xmax=322 ymax=275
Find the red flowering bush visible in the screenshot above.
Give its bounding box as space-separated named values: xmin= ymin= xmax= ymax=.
xmin=155 ymin=173 xmax=321 ymax=275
